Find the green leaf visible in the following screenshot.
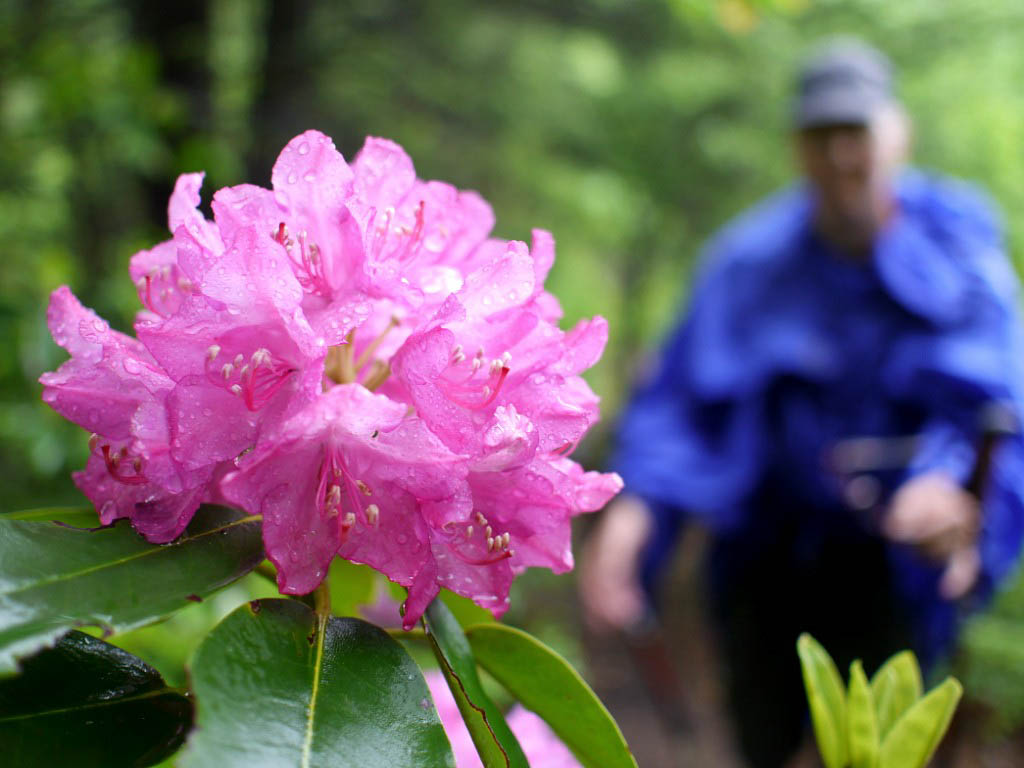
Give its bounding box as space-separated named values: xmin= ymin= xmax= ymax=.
xmin=879 ymin=677 xmax=962 ymax=768
xmin=466 ymin=623 xmax=638 ymax=768
xmin=182 ymin=598 xmax=454 ymax=768
xmin=0 ymin=505 xmax=264 ymax=676
xmin=848 ymin=660 xmax=880 ymax=768
xmin=0 ymin=630 xmax=191 ymax=767
xmin=425 ymin=598 xmax=528 ymax=768
xmin=870 ymin=650 xmax=923 ymax=739
xmin=797 ymin=633 xmax=849 ymax=768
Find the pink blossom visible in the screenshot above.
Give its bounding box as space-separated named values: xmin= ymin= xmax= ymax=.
xmin=424 ymin=670 xmax=582 ymax=768
xmin=41 ymin=128 xmax=621 ymax=626
xmin=40 ymin=287 xmax=212 ymax=541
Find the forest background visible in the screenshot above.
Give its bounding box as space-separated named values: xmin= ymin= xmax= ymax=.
xmin=4 ymin=0 xmax=1024 ymax=755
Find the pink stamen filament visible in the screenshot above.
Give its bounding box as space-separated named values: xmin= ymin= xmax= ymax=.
xmin=318 ymin=442 xmax=376 ymax=541
xmin=100 ymin=443 xmax=147 ymax=485
xmin=442 ymin=365 xmax=510 ymax=410
xmin=205 ymin=346 xmax=295 ymax=411
xmin=275 ymin=222 xmax=331 ymax=298
xmin=139 ymin=266 xmax=190 ymax=318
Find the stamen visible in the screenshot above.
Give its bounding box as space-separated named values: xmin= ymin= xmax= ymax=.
xmin=207 ymin=344 xmax=221 ymax=361
xmin=362 ymin=360 xmax=391 ymax=392
xmin=354 ymin=315 xmax=401 ymax=373
xmin=98 ymin=442 xmax=147 ymax=485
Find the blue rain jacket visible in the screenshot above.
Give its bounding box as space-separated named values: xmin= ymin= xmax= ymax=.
xmin=612 ymin=169 xmax=1024 ymax=663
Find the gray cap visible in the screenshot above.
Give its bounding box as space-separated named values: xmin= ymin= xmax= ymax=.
xmin=794 ymin=39 xmax=893 ymax=129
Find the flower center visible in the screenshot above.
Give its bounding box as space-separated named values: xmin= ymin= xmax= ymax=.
xmin=446 ymin=510 xmax=514 ymax=566
xmin=136 ymin=265 xmax=193 ymax=318
xmin=368 ymin=201 xmax=425 ymax=265
xmin=317 ymin=441 xmax=379 ymax=540
xmin=205 ymin=343 xmax=295 ymax=411
xmin=324 ymin=316 xmax=400 ymax=391
xmin=90 ymin=434 xmax=147 ymax=485
xmin=274 ymin=222 xmax=332 ymax=298
xmin=440 ymin=346 xmax=510 ymax=410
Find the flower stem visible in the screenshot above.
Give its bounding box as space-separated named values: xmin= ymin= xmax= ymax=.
xmin=253 ymin=560 xmax=278 ymax=585
xmin=313 ymin=578 xmax=332 ymax=618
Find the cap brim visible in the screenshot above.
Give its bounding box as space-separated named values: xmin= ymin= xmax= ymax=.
xmin=795 ymin=84 xmax=884 ymax=129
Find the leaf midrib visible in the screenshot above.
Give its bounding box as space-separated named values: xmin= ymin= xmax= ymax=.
xmin=1 ymin=515 xmax=261 ymax=598
xmin=0 ymin=686 xmax=188 ymax=723
xmin=300 ymin=614 xmax=327 ymax=768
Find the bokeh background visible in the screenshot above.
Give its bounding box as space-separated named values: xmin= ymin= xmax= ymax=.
xmin=4 ymin=1 xmax=1024 ymax=765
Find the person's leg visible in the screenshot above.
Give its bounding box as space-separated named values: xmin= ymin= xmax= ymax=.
xmin=708 ymin=537 xmax=809 ymax=768
xmin=708 ymin=528 xmax=913 ymax=768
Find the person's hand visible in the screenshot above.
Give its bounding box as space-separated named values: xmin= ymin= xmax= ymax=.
xmin=882 ymin=472 xmax=981 ymax=600
xmin=578 ymin=495 xmax=652 ymax=633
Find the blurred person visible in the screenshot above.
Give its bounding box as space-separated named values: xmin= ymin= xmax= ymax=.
xmin=580 ymin=39 xmax=1024 ymax=768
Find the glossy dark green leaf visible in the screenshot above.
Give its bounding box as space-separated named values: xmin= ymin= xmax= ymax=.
xmin=879 ymin=677 xmax=962 ymax=768
xmin=466 ymin=623 xmax=637 ymax=768
xmin=848 ymin=660 xmax=880 ymax=768
xmin=425 ymin=598 xmax=528 ymax=768
xmin=0 ymin=629 xmax=191 ymax=768
xmin=183 ymin=598 xmax=454 ymax=768
xmin=797 ymin=633 xmax=848 ymax=768
xmin=0 ymin=505 xmax=264 ymax=676
xmin=870 ymin=650 xmax=923 ymax=739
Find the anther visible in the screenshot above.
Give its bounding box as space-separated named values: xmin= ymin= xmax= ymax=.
xmin=356 ymin=480 xmax=372 ymax=496
xmin=476 ymin=512 xmax=487 ymax=525
xmin=221 ymin=363 xmax=234 ymax=380
xmin=466 ymin=525 xmax=474 ymax=538
xmin=230 ymin=384 xmax=242 ymax=396
xmin=501 ymin=532 xmax=510 ymax=548
xmin=343 ymin=512 xmax=356 ymax=528
xmin=207 ymin=344 xmax=221 ymax=361
xmin=366 ymin=504 xmax=379 ymax=525
xmin=89 ymin=433 xmax=101 ymax=452
xmin=233 ymin=354 xmax=244 ymax=367
xmin=485 ymin=525 xmax=493 ymax=538
xmin=487 ymin=536 xmax=495 ymax=552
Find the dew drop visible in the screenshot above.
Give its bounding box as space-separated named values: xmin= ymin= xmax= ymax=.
xmin=287 ymin=172 xmax=298 ymax=185
xmin=303 ymin=172 xmax=316 ymax=183
xmin=297 ymin=142 xmax=310 ymax=155
xmin=122 ymin=358 xmax=141 ymax=375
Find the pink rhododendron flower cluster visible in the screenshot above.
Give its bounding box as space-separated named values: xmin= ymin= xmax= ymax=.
xmin=41 ymin=130 xmax=621 ymax=627
xmin=424 ymin=670 xmax=582 ymax=768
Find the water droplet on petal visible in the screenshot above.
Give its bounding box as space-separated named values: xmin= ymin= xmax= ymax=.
xmin=287 ymin=172 xmax=298 ymax=184
xmin=298 ymin=142 xmax=310 ymax=155
xmin=303 ymin=172 xmax=316 ymax=183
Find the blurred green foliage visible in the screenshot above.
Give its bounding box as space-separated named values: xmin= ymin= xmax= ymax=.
xmin=4 ymin=0 xmax=1024 ymax=738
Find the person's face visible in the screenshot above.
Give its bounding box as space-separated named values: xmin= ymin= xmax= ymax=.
xmin=796 ymin=119 xmax=898 ymax=251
